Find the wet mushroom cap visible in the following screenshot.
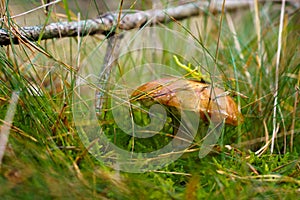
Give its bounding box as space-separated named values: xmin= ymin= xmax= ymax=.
xmin=131 ymin=77 xmax=244 ymax=126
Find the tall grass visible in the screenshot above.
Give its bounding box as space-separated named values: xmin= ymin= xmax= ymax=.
xmin=0 ymin=1 xmax=299 ymax=199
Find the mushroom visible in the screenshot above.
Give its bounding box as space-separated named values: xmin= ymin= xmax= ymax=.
xmin=131 ymin=77 xmax=243 ymax=126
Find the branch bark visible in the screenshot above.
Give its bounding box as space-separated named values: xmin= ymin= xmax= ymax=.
xmin=0 ymin=1 xmax=253 ymax=46
xmin=0 ymin=0 xmax=298 ymax=46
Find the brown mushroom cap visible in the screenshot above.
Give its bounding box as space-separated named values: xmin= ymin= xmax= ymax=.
xmin=131 ymin=77 xmax=244 ymax=126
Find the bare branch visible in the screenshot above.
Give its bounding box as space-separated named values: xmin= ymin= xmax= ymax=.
xmin=0 ymin=1 xmax=253 ymax=46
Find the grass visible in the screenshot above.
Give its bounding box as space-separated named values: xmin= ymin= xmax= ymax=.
xmin=1 ymin=0 xmax=300 ymax=199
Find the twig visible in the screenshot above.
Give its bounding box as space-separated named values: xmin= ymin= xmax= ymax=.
xmin=95 ymin=33 xmax=123 ymax=117
xmin=148 ymin=170 xmax=191 ymax=176
xmin=0 ymin=1 xmax=253 ymax=46
xmin=217 ymin=170 xmax=300 ymax=185
xmin=234 ymin=129 xmax=300 ymax=149
xmin=0 ymin=0 xmax=62 ymax=20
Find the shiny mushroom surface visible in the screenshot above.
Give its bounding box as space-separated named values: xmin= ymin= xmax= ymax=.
xmin=131 ymin=77 xmax=244 ymax=126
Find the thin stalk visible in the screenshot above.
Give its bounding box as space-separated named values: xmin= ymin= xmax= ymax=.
xmin=0 ymin=91 xmax=19 ymax=166
xmin=271 ymin=0 xmax=286 ymax=154
xmin=254 ymin=0 xmax=262 ymax=113
xmin=290 ymin=71 xmax=300 ymax=151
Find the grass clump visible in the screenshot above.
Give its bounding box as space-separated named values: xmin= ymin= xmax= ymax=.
xmin=1 ymin=1 xmax=300 ymax=199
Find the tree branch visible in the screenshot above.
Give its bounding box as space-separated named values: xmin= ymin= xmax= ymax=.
xmin=0 ymin=0 xmax=297 ymax=46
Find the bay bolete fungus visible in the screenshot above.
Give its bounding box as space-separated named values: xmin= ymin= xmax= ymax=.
xmin=131 ymin=77 xmax=243 ymax=126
